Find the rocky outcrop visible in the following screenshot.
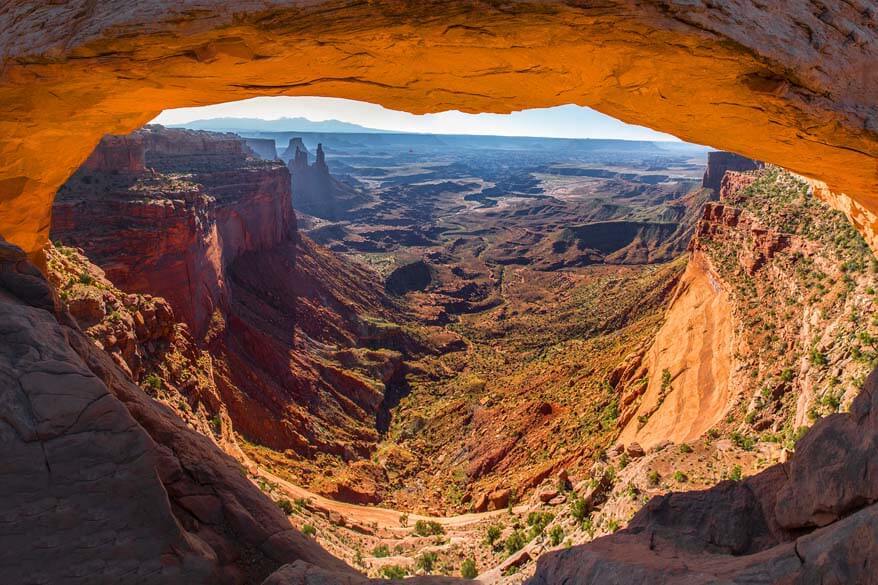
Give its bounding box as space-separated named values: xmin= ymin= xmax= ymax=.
xmin=245 ymin=138 xmax=280 ymax=161
xmin=4 ymin=1 xmax=877 ymax=260
xmin=587 ymin=166 xmax=878 ymax=584
xmin=50 ymin=126 xmax=434 ymax=485
xmin=0 ymin=236 xmax=354 ymax=585
xmin=691 ymin=171 xmax=803 ymax=275
xmin=81 ymin=134 xmax=146 ymax=173
xmin=702 ymin=151 xmax=763 ymax=192
xmin=718 ymin=170 xmax=758 ymax=204
xmin=289 ymin=144 xmax=369 ymax=220
xmin=52 ymin=126 xmax=295 ymax=339
xmin=529 ymin=369 xmax=878 ymax=584
xmin=280 ymin=138 xmax=309 ymax=162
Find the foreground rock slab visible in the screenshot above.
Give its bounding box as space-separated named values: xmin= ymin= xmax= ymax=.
xmin=0 ymin=238 xmax=351 ymax=583
xmin=528 ymin=370 xmax=878 ymax=584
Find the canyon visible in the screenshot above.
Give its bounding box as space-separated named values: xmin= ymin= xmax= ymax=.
xmin=2 ymin=2 xmax=878 ymax=584
xmin=18 ymin=121 xmax=875 ymax=583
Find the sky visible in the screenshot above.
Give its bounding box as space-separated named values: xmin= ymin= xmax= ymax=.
xmin=151 ymin=96 xmax=681 ymax=141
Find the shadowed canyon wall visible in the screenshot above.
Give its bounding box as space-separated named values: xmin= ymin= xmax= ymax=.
xmin=1 ymin=0 xmax=878 ymax=260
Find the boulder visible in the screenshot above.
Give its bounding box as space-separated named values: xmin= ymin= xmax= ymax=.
xmin=538 ymin=488 xmax=559 ymax=503
xmin=489 ymin=488 xmax=512 ymax=510
xmin=472 ymin=493 xmax=489 ymax=513
xmin=625 ymin=443 xmax=645 ymax=458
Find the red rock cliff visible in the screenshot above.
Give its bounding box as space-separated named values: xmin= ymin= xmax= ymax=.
xmin=702 ymin=151 xmax=763 ymax=193
xmin=51 ymin=126 xmax=424 ymax=475
xmin=81 ymin=134 xmax=146 ymax=173
xmin=53 ymin=126 xmax=294 ymax=340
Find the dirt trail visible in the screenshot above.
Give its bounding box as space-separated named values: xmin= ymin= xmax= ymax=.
xmin=257 ymin=467 xmax=521 ymax=533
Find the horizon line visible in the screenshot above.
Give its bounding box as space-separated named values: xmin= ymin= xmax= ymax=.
xmin=163 ymin=120 xmax=698 ymax=145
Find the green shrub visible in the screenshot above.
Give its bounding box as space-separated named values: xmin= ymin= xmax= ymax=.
xmin=371 ymin=544 xmax=390 ymax=558
xmin=485 ymin=524 xmax=502 ymax=546
xmin=661 ymin=368 xmax=672 ymax=390
xmin=582 ymin=517 xmax=595 ymax=538
xmin=549 ymin=525 xmax=564 ymax=546
xmin=142 ymin=373 xmax=163 ymax=392
xmin=730 ymin=431 xmax=755 ymax=451
xmin=301 ymin=524 xmax=316 ymax=537
xmin=380 ymin=565 xmax=407 ymax=579
xmin=673 ymin=471 xmax=688 ymax=483
xmin=526 ymin=511 xmax=555 ymax=539
xmin=416 ymin=551 xmax=438 ymax=573
xmin=460 ymin=558 xmax=477 ymax=579
xmin=570 ymin=496 xmax=589 ymax=521
xmin=678 ymin=443 xmax=693 ymax=454
xmin=414 ymin=519 xmax=444 ymax=537
xmin=730 ymin=465 xmax=743 ymax=481
xmin=647 ymin=470 xmax=660 ymax=487
xmin=276 ymin=498 xmax=294 ymax=516
xmin=504 ymin=529 xmax=526 ymax=556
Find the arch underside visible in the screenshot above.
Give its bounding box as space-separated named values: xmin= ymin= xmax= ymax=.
xmin=0 ymin=0 xmax=876 ymax=259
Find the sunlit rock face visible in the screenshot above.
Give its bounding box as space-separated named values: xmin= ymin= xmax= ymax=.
xmin=1 ymin=0 xmax=877 ymax=258
xmin=52 ymin=126 xmax=295 ymax=339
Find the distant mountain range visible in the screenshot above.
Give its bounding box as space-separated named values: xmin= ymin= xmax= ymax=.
xmin=168 ymin=118 xmax=706 ymax=153
xmin=171 ymin=117 xmax=390 ymax=134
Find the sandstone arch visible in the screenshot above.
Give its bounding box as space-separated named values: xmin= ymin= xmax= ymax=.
xmin=1 ymin=0 xmax=877 ymax=260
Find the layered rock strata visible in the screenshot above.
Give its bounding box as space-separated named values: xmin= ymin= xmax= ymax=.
xmin=51 ymin=126 xmax=429 ymax=487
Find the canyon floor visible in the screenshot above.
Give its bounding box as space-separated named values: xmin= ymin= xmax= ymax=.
xmin=46 ymin=127 xmax=878 ymax=582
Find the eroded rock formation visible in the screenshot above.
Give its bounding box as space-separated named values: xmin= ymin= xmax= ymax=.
xmin=289 ymin=143 xmax=369 ymax=220
xmin=1 ymin=1 xmax=877 ymax=258
xmin=50 ymin=126 xmax=439 ymax=489
xmin=616 ymin=165 xmax=874 ymax=451
xmin=53 ymin=126 xmax=295 ymax=339
xmin=280 ymin=138 xmax=309 ymax=163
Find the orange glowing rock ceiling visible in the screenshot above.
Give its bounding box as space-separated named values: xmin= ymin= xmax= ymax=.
xmin=0 ymin=0 xmax=876 ymax=259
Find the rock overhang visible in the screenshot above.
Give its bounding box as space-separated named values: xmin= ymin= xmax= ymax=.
xmin=0 ymin=0 xmax=876 ymax=259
